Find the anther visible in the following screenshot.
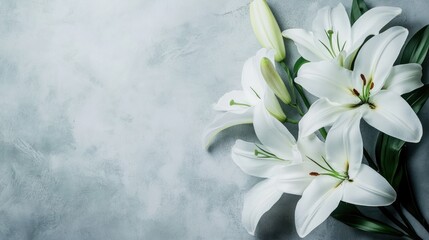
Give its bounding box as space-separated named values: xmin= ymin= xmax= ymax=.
xmin=352 ymin=88 xmax=360 ymax=96
xmin=309 ymin=172 xmax=320 ymax=176
xmin=360 ymin=74 xmax=367 ymax=85
xmin=370 ymin=82 xmax=374 ymax=90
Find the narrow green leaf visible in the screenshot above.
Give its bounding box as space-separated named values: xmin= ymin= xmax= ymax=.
xmin=350 ymin=0 xmax=369 ymax=24
xmin=332 ymin=203 xmax=404 ymax=236
xmin=293 ymin=57 xmax=309 ymax=76
xmin=401 ymin=25 xmax=429 ymax=64
xmin=402 ymin=84 xmax=429 ymax=113
xmin=375 ymin=134 xmax=403 ymax=187
xmin=398 ymin=156 xmax=429 ymax=232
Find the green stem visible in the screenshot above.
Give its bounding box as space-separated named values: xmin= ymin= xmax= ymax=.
xmin=280 ymin=61 xmax=311 ymax=109
xmin=290 ymin=104 xmax=305 ymax=116
xmin=285 ymin=118 xmax=299 ymax=124
xmin=295 ymin=84 xmax=311 ymax=109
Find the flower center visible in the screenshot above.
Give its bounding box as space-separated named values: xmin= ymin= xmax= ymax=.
xmin=307 ymin=156 xmax=353 ymax=182
xmin=319 ymin=29 xmax=347 ymax=58
xmin=350 ymin=74 xmax=376 ymax=109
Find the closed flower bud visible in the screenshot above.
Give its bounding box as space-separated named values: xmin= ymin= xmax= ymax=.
xmin=260 ymin=57 xmax=291 ymax=104
xmin=250 ymin=0 xmax=286 ymax=62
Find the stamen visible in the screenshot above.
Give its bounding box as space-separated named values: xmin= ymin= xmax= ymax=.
xmin=309 ymin=172 xmax=319 ymax=176
xmin=360 ymin=74 xmax=367 ymax=85
xmin=254 ymin=145 xmax=283 ymax=160
xmin=352 ymin=88 xmax=360 ymax=96
xmin=230 ymin=99 xmax=251 ymax=107
xmin=370 ymin=82 xmax=374 ymax=90
xmin=250 ymin=87 xmax=261 ymax=99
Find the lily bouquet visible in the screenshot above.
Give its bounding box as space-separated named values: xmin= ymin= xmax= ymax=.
xmin=204 ymin=0 xmax=429 ymax=239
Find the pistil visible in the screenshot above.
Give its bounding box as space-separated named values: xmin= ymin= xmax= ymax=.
xmin=320 ymin=29 xmax=347 ymax=58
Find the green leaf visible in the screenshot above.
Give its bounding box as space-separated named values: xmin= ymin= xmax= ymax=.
xmin=398 ymin=155 xmax=429 ymax=232
xmin=401 ymin=25 xmax=429 ymax=64
xmin=375 ymin=134 xmax=403 ymax=187
xmin=403 ymin=84 xmax=429 ymax=113
xmin=292 ymin=57 xmax=308 ymax=76
xmin=375 ymin=85 xmax=429 ymax=230
xmin=332 ymin=203 xmax=404 ymax=236
xmin=350 ymin=0 xmax=369 ymax=24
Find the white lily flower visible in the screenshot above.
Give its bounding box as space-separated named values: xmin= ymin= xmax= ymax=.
xmin=232 ymin=106 xmax=396 ymax=237
xmin=231 ymin=103 xmax=325 ymax=235
xmin=297 ymin=26 xmax=423 ymax=143
xmin=282 ymin=3 xmax=401 ymax=68
xmin=250 ymin=0 xmax=286 ymax=62
xmin=295 ymin=113 xmax=396 ymax=237
xmin=203 ymin=49 xmax=286 ymax=149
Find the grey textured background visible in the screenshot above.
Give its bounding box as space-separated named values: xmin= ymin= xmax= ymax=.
xmin=0 ymin=0 xmax=428 ymax=239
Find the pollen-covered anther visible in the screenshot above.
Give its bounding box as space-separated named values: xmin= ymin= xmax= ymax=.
xmin=360 ymin=74 xmax=367 ymax=85
xmin=309 ymin=172 xmax=320 ymax=176
xmin=352 ymin=88 xmax=360 ymax=96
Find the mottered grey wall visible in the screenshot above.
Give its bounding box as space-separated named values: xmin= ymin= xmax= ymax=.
xmin=0 ymin=0 xmax=428 ymax=239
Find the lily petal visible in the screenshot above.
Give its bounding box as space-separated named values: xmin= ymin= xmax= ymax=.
xmin=242 ymin=179 xmax=283 ymax=235
xmin=297 ymin=134 xmax=326 ymax=164
xmin=383 ymin=63 xmax=423 ymax=95
xmin=353 ymin=27 xmax=408 ymax=93
xmin=213 ymin=90 xmax=252 ymax=113
xmin=364 ymin=90 xmax=423 ymax=143
xmin=296 ymin=61 xmax=357 ymax=104
xmin=274 ymin=162 xmax=316 ymax=195
xmin=350 ymin=7 xmax=402 ymax=55
xmin=312 ymin=4 xmax=351 ymax=57
xmin=299 ymin=98 xmax=349 ymax=138
xmin=295 ymin=176 xmax=343 ymax=238
xmin=254 ymin=103 xmax=299 ymax=160
xmin=326 ymin=112 xmax=363 ymax=178
xmin=232 ymin=140 xmax=292 ymax=178
xmin=203 ymin=108 xmax=254 ymax=149
xmin=283 ymin=29 xmax=327 ymax=61
xmin=242 ymin=49 xmax=275 ymax=104
xmin=343 ymin=165 xmax=396 ymax=206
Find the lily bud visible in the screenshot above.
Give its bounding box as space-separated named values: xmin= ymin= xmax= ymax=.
xmin=250 ymin=0 xmax=286 ymax=62
xmin=260 ymin=57 xmax=291 ymax=104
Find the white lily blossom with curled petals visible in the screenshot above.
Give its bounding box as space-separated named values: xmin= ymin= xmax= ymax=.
xmin=232 ymin=106 xmax=396 ymax=237
xmin=297 ymin=26 xmax=423 ymax=143
xmin=203 ymin=49 xmax=286 ymax=149
xmin=295 ymin=113 xmax=396 ymax=237
xmin=283 ymin=3 xmax=401 ymax=68
xmin=231 ymin=103 xmax=325 ymax=235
